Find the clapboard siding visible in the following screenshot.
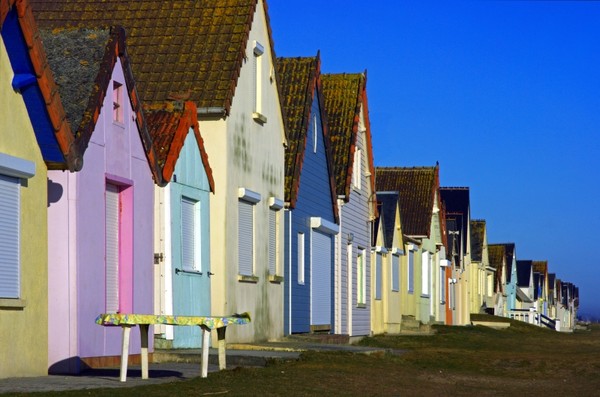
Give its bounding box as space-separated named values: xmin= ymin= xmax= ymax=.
xmin=285 ymin=94 xmax=337 ymax=334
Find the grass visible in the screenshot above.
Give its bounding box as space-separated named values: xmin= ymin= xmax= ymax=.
xmin=9 ymin=317 xmax=600 ymax=396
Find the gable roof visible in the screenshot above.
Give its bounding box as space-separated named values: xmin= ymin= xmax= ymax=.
xmin=490 ymin=243 xmax=516 ymax=283
xmin=276 ymin=53 xmax=337 ymax=220
xmin=470 ymin=219 xmax=486 ymax=262
xmin=1 ymin=0 xmax=78 ymax=170
xmin=440 ymin=187 xmax=470 ymax=255
xmin=377 ymin=192 xmax=401 ymax=249
xmin=376 ymin=166 xmax=439 ymax=238
xmin=516 ymin=260 xmax=533 ymax=288
xmin=322 ymin=72 xmax=376 ymax=202
xmin=145 ymin=101 xmax=215 ymax=191
xmin=532 ymin=260 xmax=548 ymax=277
xmin=39 ymin=26 xmax=162 ymax=183
xmin=488 ymin=244 xmax=505 ymax=293
xmin=31 ymin=0 xmax=279 ymax=117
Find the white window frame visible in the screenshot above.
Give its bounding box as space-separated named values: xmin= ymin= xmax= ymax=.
xmin=252 ymin=40 xmax=267 ymax=123
xmin=422 ymin=251 xmax=431 ymax=297
xmin=357 ymin=249 xmax=366 ymax=306
xmin=407 ymin=250 xmax=414 ymax=293
xmin=298 ymin=232 xmax=305 ymax=285
xmin=352 ymin=148 xmax=362 ymax=190
xmin=238 ymin=188 xmax=261 ymax=278
xmin=268 ymin=197 xmax=283 ymax=276
xmin=313 ymin=114 xmax=318 ymax=153
xmin=181 ymin=196 xmax=201 ymax=272
xmin=374 ymin=253 xmax=382 ymax=300
xmin=105 ymin=183 xmax=121 ymax=313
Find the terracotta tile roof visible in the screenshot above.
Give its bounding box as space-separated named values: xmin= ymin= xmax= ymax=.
xmin=1 ymin=0 xmax=78 ymax=170
xmin=375 ymin=166 xmax=439 ymax=238
xmin=39 ymin=25 xmax=162 ymax=184
xmin=30 ymin=0 xmax=277 ymax=116
xmin=377 ymin=192 xmax=400 ymax=249
xmin=470 ymin=219 xmax=486 ymax=262
xmin=322 ymin=72 xmax=376 ymax=201
xmin=276 ymin=53 xmax=337 ymax=220
xmin=145 ymin=101 xmax=215 ymax=192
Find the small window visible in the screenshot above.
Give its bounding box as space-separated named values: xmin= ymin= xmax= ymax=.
xmin=422 ymin=251 xmax=431 ymax=296
xmin=297 ymin=233 xmax=305 ymax=284
xmin=252 ymin=40 xmax=266 ymax=123
xmin=407 ymin=250 xmax=414 ymax=293
xmin=313 ymin=115 xmax=318 ymax=153
xmin=357 ymin=249 xmax=366 ymax=305
xmin=268 ymin=209 xmax=277 ymax=275
xmin=440 ymin=265 xmax=446 ymax=304
xmin=105 ymin=183 xmax=120 ymax=313
xmin=238 ymin=200 xmax=254 ymax=276
xmin=113 ymin=81 xmax=123 ymax=123
xmin=352 ymin=148 xmax=362 ymax=190
xmin=375 ymin=253 xmax=382 ymax=300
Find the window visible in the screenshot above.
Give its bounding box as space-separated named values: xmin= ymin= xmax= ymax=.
xmin=313 ymin=115 xmax=318 ymax=153
xmin=252 ymin=40 xmax=267 ymax=123
xmin=391 ymin=254 xmax=399 ymax=292
xmin=105 ymin=183 xmax=120 ymax=313
xmin=297 ymin=233 xmax=305 ymax=284
xmin=113 ymin=81 xmax=123 ymax=123
xmin=268 ymin=197 xmax=283 ymax=276
xmin=238 ymin=188 xmax=260 ymax=278
xmin=422 ymin=251 xmax=431 ymax=296
xmin=181 ymin=197 xmax=200 ymax=272
xmin=440 ymin=266 xmax=446 ymax=304
xmin=352 ymin=148 xmax=362 ymax=190
xmin=407 ymin=250 xmax=414 ymax=293
xmin=374 ymin=253 xmax=382 ymax=300
xmin=0 ymin=174 xmax=20 ymax=299
xmin=357 ymin=249 xmax=366 ymax=305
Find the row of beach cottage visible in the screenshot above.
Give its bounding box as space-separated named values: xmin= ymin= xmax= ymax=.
xmin=0 ymin=0 xmax=579 ymax=378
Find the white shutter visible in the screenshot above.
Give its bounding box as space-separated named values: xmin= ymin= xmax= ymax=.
xmin=105 ymin=184 xmax=120 ymax=313
xmin=181 ymin=197 xmax=197 ymax=271
xmin=375 ymin=253 xmax=382 ymax=300
xmin=422 ymin=251 xmax=430 ymax=296
xmin=391 ymin=254 xmax=399 ymax=291
xmin=268 ymin=209 xmax=276 ymax=275
xmin=357 ymin=251 xmax=365 ymax=304
xmin=408 ymin=251 xmax=414 ymax=293
xmin=0 ymin=174 xmax=20 ymax=298
xmin=312 ymin=231 xmax=331 ymax=325
xmin=238 ymin=200 xmax=253 ymax=276
xmin=297 ymin=233 xmax=305 ymax=284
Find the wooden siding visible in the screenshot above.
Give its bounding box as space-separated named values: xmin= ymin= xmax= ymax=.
xmin=285 ymin=94 xmax=337 ymax=334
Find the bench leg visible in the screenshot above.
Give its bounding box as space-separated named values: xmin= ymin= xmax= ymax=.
xmin=201 ymin=327 xmax=210 ymax=378
xmin=120 ymin=326 xmax=132 ymax=382
xmin=139 ymin=324 xmax=149 ymax=379
xmin=217 ymin=327 xmax=227 ymax=370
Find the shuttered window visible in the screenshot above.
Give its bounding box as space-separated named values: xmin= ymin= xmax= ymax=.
xmin=422 ymin=251 xmax=430 ymax=296
xmin=0 ymin=174 xmax=20 ymax=298
xmin=238 ymin=200 xmax=254 ymax=276
xmin=352 ymin=148 xmax=362 ymax=190
xmin=391 ymin=254 xmax=399 ymax=292
xmin=181 ymin=197 xmax=199 ymax=271
xmin=297 ymin=233 xmax=305 ymax=284
xmin=105 ymin=183 xmax=120 ymax=313
xmin=268 ymin=209 xmax=276 ymax=275
xmin=375 ymin=253 xmax=382 ymax=300
xmin=408 ymin=250 xmax=414 ymax=293
xmin=357 ymin=250 xmax=366 ymax=305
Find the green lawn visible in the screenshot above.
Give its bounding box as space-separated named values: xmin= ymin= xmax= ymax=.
xmin=14 ymin=318 xmax=600 ymax=396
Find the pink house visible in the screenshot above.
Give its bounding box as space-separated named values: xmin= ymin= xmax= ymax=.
xmin=43 ymin=26 xmax=163 ymax=373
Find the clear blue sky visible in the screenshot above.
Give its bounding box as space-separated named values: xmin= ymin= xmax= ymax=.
xmin=269 ymin=1 xmax=600 ymax=318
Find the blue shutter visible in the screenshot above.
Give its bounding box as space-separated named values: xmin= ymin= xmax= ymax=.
xmin=105 ymin=184 xmax=120 ymax=313
xmin=238 ymin=201 xmax=253 ymax=276
xmin=0 ymin=174 xmax=20 ymax=298
xmin=375 ymin=253 xmax=382 ymax=300
xmin=312 ymin=230 xmax=331 ymax=325
xmin=181 ymin=197 xmax=198 ymax=271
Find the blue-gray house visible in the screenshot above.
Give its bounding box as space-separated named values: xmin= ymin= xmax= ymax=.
xmin=277 ymin=54 xmax=339 ymax=334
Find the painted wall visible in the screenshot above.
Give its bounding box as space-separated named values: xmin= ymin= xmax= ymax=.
xmin=0 ymin=39 xmax=49 ymax=378
xmin=203 ymin=0 xmax=286 ymax=343
xmin=284 ymin=93 xmax=337 ymax=334
xmin=335 ymin=109 xmax=373 ymax=337
xmin=154 ymin=130 xmax=212 ymax=348
xmin=47 ymin=58 xmax=154 ymax=372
